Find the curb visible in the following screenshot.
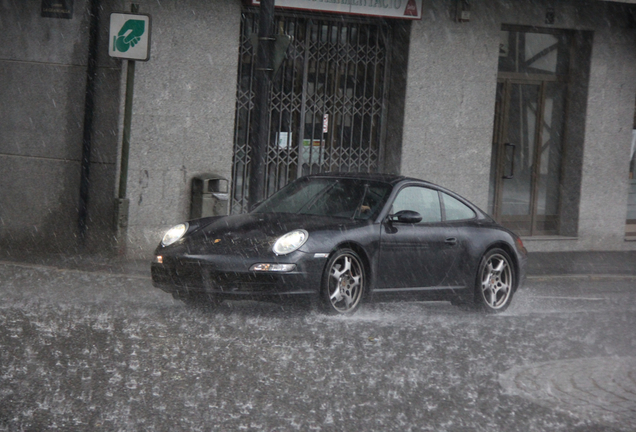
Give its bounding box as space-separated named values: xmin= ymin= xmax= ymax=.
xmin=527 ymin=274 xmax=636 ymax=282
xmin=0 ymin=260 xmax=151 ymax=280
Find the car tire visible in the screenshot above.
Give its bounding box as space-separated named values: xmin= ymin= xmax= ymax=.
xmin=475 ymin=248 xmax=515 ymax=313
xmin=320 ymin=248 xmax=365 ymax=315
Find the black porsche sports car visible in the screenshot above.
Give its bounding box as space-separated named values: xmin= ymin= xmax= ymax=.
xmin=151 ymin=173 xmax=527 ymax=314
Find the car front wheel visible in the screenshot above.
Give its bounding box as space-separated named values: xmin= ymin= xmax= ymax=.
xmin=475 ymin=248 xmax=515 ymax=313
xmin=321 ymin=249 xmax=365 ymax=314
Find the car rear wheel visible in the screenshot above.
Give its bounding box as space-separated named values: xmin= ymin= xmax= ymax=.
xmin=321 ymin=249 xmax=365 ymax=314
xmin=475 ymin=248 xmax=515 ymax=313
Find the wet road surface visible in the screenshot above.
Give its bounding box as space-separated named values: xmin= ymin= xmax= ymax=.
xmin=0 ymin=261 xmax=635 ymax=431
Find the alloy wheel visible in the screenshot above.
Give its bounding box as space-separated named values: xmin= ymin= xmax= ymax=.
xmin=479 ymin=251 xmax=513 ymax=311
xmin=324 ymin=250 xmax=364 ymax=314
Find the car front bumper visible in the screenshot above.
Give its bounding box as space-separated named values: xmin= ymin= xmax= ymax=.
xmin=151 ymin=251 xmax=327 ymax=299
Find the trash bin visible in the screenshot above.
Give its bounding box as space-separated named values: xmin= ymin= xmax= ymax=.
xmin=190 ymin=174 xmax=229 ymax=219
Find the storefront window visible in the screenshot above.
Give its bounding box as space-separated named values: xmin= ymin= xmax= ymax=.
xmin=499 ymin=30 xmax=570 ymax=76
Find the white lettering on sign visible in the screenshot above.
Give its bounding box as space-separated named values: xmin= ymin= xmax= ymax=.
xmin=248 ymin=0 xmax=422 ymax=20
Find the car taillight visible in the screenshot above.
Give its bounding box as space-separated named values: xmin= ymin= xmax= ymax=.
xmin=515 ymin=236 xmax=526 ymax=254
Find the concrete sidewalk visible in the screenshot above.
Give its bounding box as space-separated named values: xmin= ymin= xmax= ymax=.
xmin=527 ymin=251 xmax=636 ymax=277
xmin=1 ymin=250 xmax=634 ymax=279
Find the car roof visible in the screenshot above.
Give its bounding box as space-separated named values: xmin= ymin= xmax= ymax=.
xmin=304 ymin=171 xmax=443 ymax=188
xmin=306 ymin=172 xmax=408 ymax=185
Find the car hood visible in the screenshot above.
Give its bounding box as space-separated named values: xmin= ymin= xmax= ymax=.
xmin=178 ymin=212 xmax=365 ymax=256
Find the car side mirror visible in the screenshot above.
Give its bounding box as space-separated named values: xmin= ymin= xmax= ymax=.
xmin=389 ymin=210 xmax=422 ymax=224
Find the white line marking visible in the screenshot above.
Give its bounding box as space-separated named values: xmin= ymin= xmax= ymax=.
xmin=530 ymin=296 xmax=605 ymax=301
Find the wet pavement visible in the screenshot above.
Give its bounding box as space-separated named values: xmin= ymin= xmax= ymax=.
xmin=0 ymin=256 xmax=635 ymax=431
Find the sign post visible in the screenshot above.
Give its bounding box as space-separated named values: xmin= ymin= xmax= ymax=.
xmin=109 ymin=9 xmax=151 ymax=254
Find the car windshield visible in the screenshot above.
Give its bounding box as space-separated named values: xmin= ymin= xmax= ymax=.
xmin=253 ymin=177 xmax=392 ymax=220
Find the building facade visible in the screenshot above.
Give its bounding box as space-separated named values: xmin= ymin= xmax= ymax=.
xmin=1 ymin=0 xmax=636 ymax=258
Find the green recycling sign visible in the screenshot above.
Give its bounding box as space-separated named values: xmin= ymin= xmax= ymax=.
xmin=109 ymin=13 xmax=151 ymax=61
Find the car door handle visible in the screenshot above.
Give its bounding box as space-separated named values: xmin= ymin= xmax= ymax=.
xmin=503 ymin=143 xmax=516 ymax=179
xmin=445 ymin=237 xmax=457 ymax=246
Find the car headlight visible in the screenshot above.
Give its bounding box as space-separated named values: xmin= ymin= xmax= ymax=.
xmin=273 ymin=229 xmax=308 ymax=255
xmin=161 ymin=223 xmax=189 ymax=246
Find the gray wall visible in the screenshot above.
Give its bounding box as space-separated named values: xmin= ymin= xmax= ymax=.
xmin=402 ymin=0 xmax=501 ymax=210
xmin=122 ymin=0 xmax=242 ymax=257
xmin=0 ymin=0 xmax=121 ymax=253
xmin=3 ymin=0 xmax=635 ymax=258
xmin=402 ymin=0 xmax=636 ymax=252
xmin=575 ymin=9 xmax=636 ymax=251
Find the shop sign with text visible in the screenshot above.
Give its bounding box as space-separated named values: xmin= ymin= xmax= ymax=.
xmin=41 ymin=0 xmax=73 ymax=19
xmin=246 ymin=0 xmax=422 ymax=20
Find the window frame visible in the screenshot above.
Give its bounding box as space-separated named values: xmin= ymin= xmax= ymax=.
xmin=384 ymin=182 xmax=481 ymax=225
xmin=440 ymin=191 xmax=477 ymax=222
xmin=389 ymin=184 xmax=443 ymax=225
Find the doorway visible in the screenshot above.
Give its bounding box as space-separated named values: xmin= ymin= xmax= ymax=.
xmin=489 ymin=27 xmax=570 ymax=236
xmin=231 ymin=11 xmax=396 ymax=214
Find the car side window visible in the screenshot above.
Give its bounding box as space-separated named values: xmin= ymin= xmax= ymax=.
xmin=442 ymin=192 xmax=476 ymax=221
xmin=392 ymin=186 xmax=441 ymax=223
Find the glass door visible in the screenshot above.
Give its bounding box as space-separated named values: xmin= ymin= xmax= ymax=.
xmin=491 ymin=79 xmax=565 ymax=236
xmin=490 ymin=27 xmax=569 ymax=236
xmin=492 ymin=81 xmax=538 ymax=235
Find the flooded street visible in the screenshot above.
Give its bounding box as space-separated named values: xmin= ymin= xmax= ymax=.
xmin=1 ymin=262 xmax=635 ymax=431
xmin=4 ymin=1 xmax=636 ymax=431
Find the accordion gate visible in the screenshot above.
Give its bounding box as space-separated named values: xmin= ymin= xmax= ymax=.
xmin=231 ymin=11 xmax=391 ymax=214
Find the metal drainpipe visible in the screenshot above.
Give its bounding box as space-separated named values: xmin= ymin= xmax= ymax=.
xmin=78 ymin=0 xmax=101 ymax=244
xmin=248 ymin=0 xmax=275 ymax=210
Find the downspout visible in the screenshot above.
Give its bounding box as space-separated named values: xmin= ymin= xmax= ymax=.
xmin=78 ymin=0 xmax=101 ymax=244
xmin=248 ymin=0 xmax=275 ymax=210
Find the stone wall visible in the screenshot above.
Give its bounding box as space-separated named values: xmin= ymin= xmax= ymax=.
xmin=122 ymin=0 xmax=242 ymax=257
xmin=0 ymin=0 xmax=121 ymax=253
xmin=402 ymin=0 xmax=636 ymax=252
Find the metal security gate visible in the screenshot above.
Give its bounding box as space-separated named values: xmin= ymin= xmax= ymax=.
xmin=231 ymin=11 xmax=391 ymax=214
